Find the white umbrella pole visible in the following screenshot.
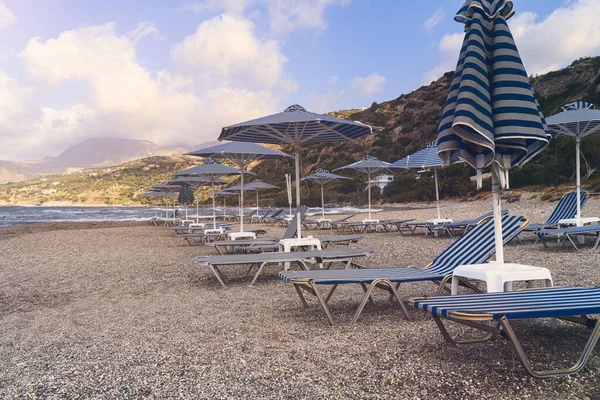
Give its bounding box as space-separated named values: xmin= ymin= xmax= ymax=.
xmin=195 ymin=190 xmax=199 ymax=224
xmin=240 ymin=162 xmax=245 ymax=232
xmin=295 ymin=146 xmax=302 ymax=238
xmin=491 ymin=164 xmax=504 ymax=266
xmin=576 ymin=136 xmax=582 ymax=224
xmin=256 ymin=190 xmax=259 ymax=223
xmin=321 ymin=183 xmax=325 ymax=220
xmin=434 ymin=168 xmax=441 ymax=220
xmin=367 ymin=171 xmax=372 ymax=221
xmin=211 ymin=178 xmax=216 ymax=229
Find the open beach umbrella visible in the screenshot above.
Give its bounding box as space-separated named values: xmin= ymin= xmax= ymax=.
xmin=174 ymin=159 xmax=246 ymax=228
xmin=170 ymin=176 xmax=226 ymax=223
xmin=186 ymin=142 xmax=291 ymax=232
xmin=219 ymin=105 xmax=375 ymax=238
xmin=302 ymin=169 xmax=350 ymax=220
xmin=436 ymin=0 xmax=550 ymax=266
xmin=215 ymin=190 xmax=237 ymax=217
xmin=392 ymin=141 xmax=449 ymax=221
xmin=141 ymin=190 xmax=178 ymax=219
xmin=335 ymin=155 xmax=397 ymax=221
xmin=226 ymin=183 xmax=256 ymax=220
xmin=546 ymin=101 xmax=600 ymax=225
xmin=245 ymin=180 xmax=278 ymax=218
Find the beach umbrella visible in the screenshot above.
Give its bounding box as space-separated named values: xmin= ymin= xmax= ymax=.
xmin=301 ymin=169 xmax=350 ymax=220
xmin=186 ymin=142 xmax=291 ymax=232
xmin=215 ymin=190 xmax=237 ymax=217
xmin=335 ymin=155 xmax=397 ymax=221
xmin=392 ymin=141 xmax=451 ymax=221
xmin=436 ymin=0 xmax=550 ymax=266
xmin=226 ymin=183 xmax=256 ymax=220
xmin=176 ymin=184 xmax=195 ymax=221
xmin=245 ymin=180 xmax=278 ymax=219
xmin=173 ymin=159 xmax=246 ymax=228
xmin=141 ymin=190 xmax=178 ymax=219
xmin=546 ymin=101 xmax=600 ymax=225
xmin=219 ymin=104 xmax=374 ymax=238
xmin=150 ymin=183 xmax=182 ymax=218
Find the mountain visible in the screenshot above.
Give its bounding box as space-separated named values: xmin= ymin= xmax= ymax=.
xmin=0 ymin=137 xmax=198 ymax=184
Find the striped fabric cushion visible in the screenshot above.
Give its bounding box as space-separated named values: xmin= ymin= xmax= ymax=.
xmin=412 ymin=286 xmax=600 ymax=320
xmin=428 ymin=214 xmax=524 ymax=275
xmin=544 ymin=191 xmax=588 ymax=226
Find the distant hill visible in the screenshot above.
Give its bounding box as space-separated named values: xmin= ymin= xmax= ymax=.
xmin=0 ymin=137 xmax=199 ymax=184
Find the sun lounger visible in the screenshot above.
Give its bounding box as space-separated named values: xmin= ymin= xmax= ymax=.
xmin=195 ymin=248 xmax=374 ymax=287
xmin=250 ymin=209 xmax=274 ymax=223
xmin=279 ymin=215 xmax=527 ymax=325
xmin=379 ymin=219 xmax=416 ymax=234
xmin=183 ymin=228 xmax=269 ymax=245
xmin=525 ymin=191 xmax=588 ymax=232
xmin=536 ymin=224 xmax=600 ymax=251
xmin=172 ymin=224 xmax=232 ymax=235
xmin=410 ymin=286 xmax=600 ymax=378
xmin=263 ymin=209 xmax=284 ymax=226
xmin=427 ymin=211 xmax=507 ymax=237
xmin=305 ymin=214 xmax=355 ymax=230
xmin=210 ymin=234 xmax=361 ymax=255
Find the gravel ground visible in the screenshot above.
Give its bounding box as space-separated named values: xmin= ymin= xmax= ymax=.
xmin=1 ymin=195 xmax=600 ymax=399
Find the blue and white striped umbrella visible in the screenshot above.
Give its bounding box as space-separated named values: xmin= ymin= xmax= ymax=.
xmin=219 ymin=105 xmax=375 ymax=237
xmin=546 ymin=101 xmax=600 ymax=223
xmin=302 ymin=169 xmax=351 ymax=220
xmin=435 ymin=0 xmax=550 ymax=266
xmin=392 ymin=142 xmax=448 ymax=221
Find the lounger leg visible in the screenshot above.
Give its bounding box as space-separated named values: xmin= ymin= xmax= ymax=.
xmin=244 ymin=263 xmax=255 ymax=276
xmin=432 ymin=316 xmax=495 ymax=345
xmin=293 ymin=284 xmax=310 ymax=309
xmin=249 ymin=261 xmax=268 ymax=287
xmin=310 ymin=281 xmax=335 ymax=326
xmin=324 ymin=284 xmax=338 ymax=304
xmin=351 ymin=279 xmax=411 ymax=324
xmin=594 ymin=233 xmax=600 ymax=251
xmin=210 ymin=265 xmax=228 ymax=287
xmin=565 ymin=234 xmax=579 ymax=251
xmin=359 ymin=283 xmax=375 ymax=305
xmin=499 ymin=316 xmax=600 ymax=378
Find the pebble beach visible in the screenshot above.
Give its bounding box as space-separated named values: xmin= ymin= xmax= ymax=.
xmin=1 ymin=194 xmax=600 ymax=399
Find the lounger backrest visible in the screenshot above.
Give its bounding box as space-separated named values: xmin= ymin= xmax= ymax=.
xmin=545 ymin=191 xmax=587 ymax=225
xmin=261 ymin=209 xmax=273 ymax=218
xmin=282 ymin=206 xmax=308 ymax=239
xmin=427 ymin=215 xmax=525 ymax=275
xmin=269 ymin=209 xmax=283 ymax=219
xmin=335 ymin=214 xmax=355 ymax=223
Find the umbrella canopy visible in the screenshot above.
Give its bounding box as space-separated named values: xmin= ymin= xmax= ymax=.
xmin=546 ymin=101 xmax=600 ymax=224
xmin=174 ymin=159 xmax=247 ymax=227
xmin=140 ymin=191 xmax=177 ymax=198
xmin=245 ymin=180 xmax=278 ymax=218
xmin=302 ymin=169 xmax=350 ymax=220
xmin=177 ymin=184 xmax=195 ymax=205
xmin=335 ymin=155 xmax=397 ymax=221
xmin=186 ymin=142 xmax=290 ymax=232
xmin=436 ymin=0 xmax=550 ymax=266
xmin=392 ymin=141 xmax=448 ymax=221
xmin=219 ymin=104 xmax=374 ymax=238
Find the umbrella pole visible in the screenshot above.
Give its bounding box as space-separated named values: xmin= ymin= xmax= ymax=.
xmin=576 ymin=136 xmax=582 ymax=224
xmin=240 ymin=161 xmax=245 ymax=232
xmin=367 ymin=171 xmax=372 ymax=221
xmin=256 ymin=190 xmax=259 ymax=224
xmin=491 ymin=164 xmax=504 ymax=267
xmin=295 ymin=146 xmax=302 ymax=238
xmin=321 ymin=183 xmax=325 ymax=220
xmin=212 ymin=178 xmax=216 ymax=229
xmin=434 ymin=168 xmax=441 ymax=220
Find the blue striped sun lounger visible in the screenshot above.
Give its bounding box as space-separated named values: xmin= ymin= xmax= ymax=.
xmin=410 ymin=287 xmax=600 ymax=378
xmin=279 ymin=215 xmax=527 ymax=325
xmin=428 ymin=211 xmax=507 ymax=238
xmin=537 ymin=224 xmax=600 ymax=251
xmin=525 ymin=191 xmax=588 ymax=231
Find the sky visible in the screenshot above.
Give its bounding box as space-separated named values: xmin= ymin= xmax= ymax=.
xmin=1 ymin=0 xmax=600 ymax=161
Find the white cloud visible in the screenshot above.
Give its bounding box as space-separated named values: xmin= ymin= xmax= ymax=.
xmin=172 ymin=15 xmax=287 ymax=90
xmin=351 ymin=72 xmax=386 ymax=96
xmin=422 ymin=7 xmax=445 ymax=34
xmin=0 ymin=20 xmax=290 ymax=161
xmin=128 ymin=21 xmax=161 ymax=44
xmin=0 ymin=1 xmax=15 ymax=31
xmin=308 ymin=89 xmax=346 ymax=113
xmin=423 ymin=0 xmax=600 ymax=83
xmin=328 ymin=75 xmax=339 ymax=84
xmin=183 ymin=0 xmax=349 ymax=34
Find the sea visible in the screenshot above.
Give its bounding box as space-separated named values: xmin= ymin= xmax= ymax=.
xmin=0 ymin=206 xmax=379 ymax=227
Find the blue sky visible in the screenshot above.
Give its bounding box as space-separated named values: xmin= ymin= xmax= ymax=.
xmin=0 ymin=0 xmax=599 ymax=160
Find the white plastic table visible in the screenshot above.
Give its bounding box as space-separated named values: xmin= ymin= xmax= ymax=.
xmin=205 ymin=228 xmax=224 ymax=235
xmin=279 ymin=237 xmax=322 ymax=270
xmin=451 ymin=262 xmax=553 ymax=294
xmin=228 ymin=231 xmax=257 ymax=241
xmin=426 ymin=218 xmax=453 ymax=236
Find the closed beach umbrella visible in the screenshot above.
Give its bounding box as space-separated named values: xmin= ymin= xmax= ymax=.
xmin=436 ymin=0 xmax=550 ymax=266
xmin=392 ymin=141 xmax=449 ymax=221
xmin=186 ymin=142 xmax=291 ymax=232
xmin=335 ymin=155 xmax=397 ymax=221
xmin=245 ymin=180 xmax=278 ymax=218
xmin=174 ymin=159 xmax=246 ymax=228
xmin=219 ymin=105 xmax=374 ymax=238
xmin=546 ymin=102 xmax=600 ymax=224
xmin=177 ymin=184 xmax=195 ymax=220
xmin=302 ymin=169 xmax=350 ymax=220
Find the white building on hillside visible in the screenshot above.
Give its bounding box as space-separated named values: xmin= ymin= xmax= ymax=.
xmin=369 ymin=174 xmax=394 ymax=190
